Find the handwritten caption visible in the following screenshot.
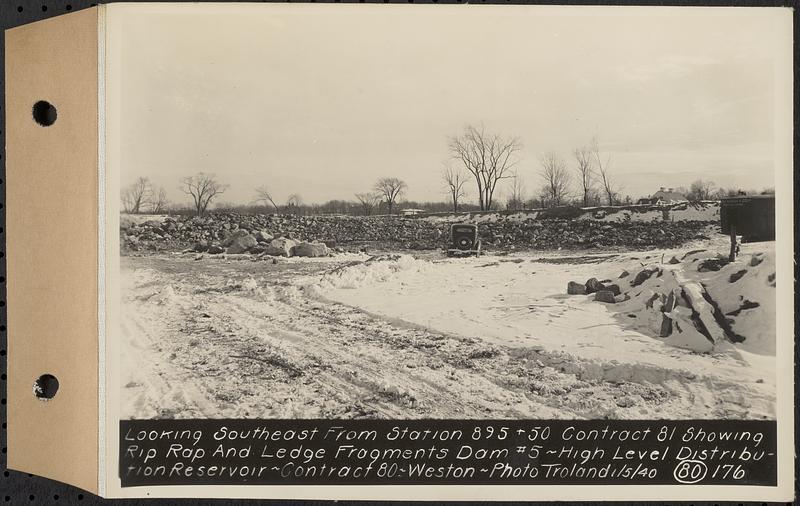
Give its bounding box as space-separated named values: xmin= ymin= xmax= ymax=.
xmin=119 ymin=420 xmax=776 ymax=486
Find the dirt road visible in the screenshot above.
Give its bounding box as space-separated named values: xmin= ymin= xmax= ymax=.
xmin=119 ymin=252 xmax=774 ymax=420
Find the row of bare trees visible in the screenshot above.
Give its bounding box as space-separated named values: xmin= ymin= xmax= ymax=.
xmin=128 ymin=124 xmax=770 ymax=217
xmin=534 ymin=137 xmax=620 ymax=209
xmin=121 ymin=177 xmax=169 ymax=214
xmin=442 ymin=125 xmax=621 ymax=211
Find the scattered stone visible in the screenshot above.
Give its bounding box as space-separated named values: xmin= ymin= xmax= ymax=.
xmin=567 ymin=281 xmax=587 ymax=295
xmin=605 ymin=283 xmax=621 ymax=296
xmin=749 ymin=254 xmax=764 ymax=267
xmin=192 ymin=240 xmax=209 ymax=253
xmin=728 ymin=269 xmax=747 ymax=283
xmin=595 ymin=290 xmax=616 ymax=303
xmin=668 ymin=256 xmax=681 ymax=264
xmin=697 ymin=257 xmax=729 ymax=272
xmin=631 ymin=267 xmax=660 ymax=287
xmin=681 ymin=248 xmax=707 ymax=260
xmin=294 ymin=241 xmax=330 ymax=258
xmin=618 ymin=270 xmax=629 ymax=278
xmin=207 ymin=245 xmax=224 ymax=254
xmin=226 ymin=234 xmax=258 ymax=254
xmin=725 ymin=300 xmax=760 ymax=316
xmin=221 ymin=229 xmax=252 ymax=248
xmin=253 ymin=230 xmax=274 ymax=243
xmin=644 ymin=293 xmax=660 ymax=309
xmin=585 ymin=278 xmax=604 ymax=294
xmin=615 ymin=396 xmax=637 ymax=408
xmin=265 ymin=237 xmax=297 ymax=257
xmin=659 ymin=313 xmax=673 ymax=337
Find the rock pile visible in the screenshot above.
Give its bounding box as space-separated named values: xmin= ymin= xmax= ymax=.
xmin=120 ymin=212 xmax=714 ymax=254
xmin=567 ymin=277 xmax=624 ymax=303
xmin=564 ymin=248 xmax=775 ymax=354
xmin=475 ymin=219 xmax=710 ymax=249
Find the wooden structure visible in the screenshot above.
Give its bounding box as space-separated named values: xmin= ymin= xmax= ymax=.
xmin=720 ymin=195 xmax=775 ymax=260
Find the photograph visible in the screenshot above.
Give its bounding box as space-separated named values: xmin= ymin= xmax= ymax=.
xmin=113 ymin=5 xmax=780 ymax=423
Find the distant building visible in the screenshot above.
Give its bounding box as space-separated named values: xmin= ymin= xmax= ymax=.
xmin=399 ymin=208 xmax=426 ymax=217
xmin=650 ymin=187 xmax=687 ymax=204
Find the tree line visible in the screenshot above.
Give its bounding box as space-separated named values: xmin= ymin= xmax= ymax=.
xmin=121 ymin=123 xmax=773 ymax=216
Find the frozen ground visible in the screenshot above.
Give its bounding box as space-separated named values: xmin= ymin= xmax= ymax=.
xmin=119 ymin=236 xmax=775 ymax=420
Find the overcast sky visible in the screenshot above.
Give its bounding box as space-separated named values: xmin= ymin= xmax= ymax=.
xmin=111 ymin=4 xmax=788 ymax=207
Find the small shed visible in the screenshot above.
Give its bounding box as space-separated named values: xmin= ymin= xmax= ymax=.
xmin=720 ymin=195 xmax=775 ymax=242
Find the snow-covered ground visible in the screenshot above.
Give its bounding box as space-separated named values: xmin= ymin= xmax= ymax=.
xmin=301 ymin=238 xmax=775 ymax=416
xmin=118 ymin=236 xmax=775 ymax=420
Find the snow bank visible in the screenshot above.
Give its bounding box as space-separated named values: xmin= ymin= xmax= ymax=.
xmin=312 ymin=254 xmax=430 ymax=290
xmin=608 ymin=245 xmax=775 ymax=355
xmin=702 ymin=251 xmax=776 ymax=355
xmin=314 ymin=243 xmax=775 ymax=409
xmin=576 ymin=202 xmax=719 ymax=223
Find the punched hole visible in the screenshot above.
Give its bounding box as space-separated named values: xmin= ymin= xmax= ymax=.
xmin=33 ymin=374 xmax=59 ymax=400
xmin=32 ymin=101 xmax=57 ymax=127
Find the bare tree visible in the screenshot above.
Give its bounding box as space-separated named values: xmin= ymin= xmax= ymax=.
xmin=254 ymin=186 xmax=280 ymax=212
xmin=151 ymin=187 xmax=169 ymax=214
xmin=442 ymin=166 xmax=467 ymax=212
xmin=539 ymin=151 xmax=572 ymax=207
xmin=181 ymin=172 xmax=228 ymax=216
xmin=286 ymin=194 xmax=303 ymax=207
xmin=688 ymin=179 xmax=715 ymax=201
xmin=506 ymin=171 xmax=526 ymax=211
xmin=573 ymin=146 xmax=594 ymax=207
xmin=373 ymin=177 xmax=407 ymax=215
xmin=354 ymin=192 xmax=381 ymax=216
xmin=448 ymin=124 xmax=521 ymax=210
xmin=121 ymin=188 xmax=135 ymax=213
xmin=590 ymin=137 xmax=620 ymax=206
xmin=122 ymin=177 xmax=152 ymax=214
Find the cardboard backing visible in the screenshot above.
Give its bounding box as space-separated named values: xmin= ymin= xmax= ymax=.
xmin=5 ymin=7 xmax=99 ymax=494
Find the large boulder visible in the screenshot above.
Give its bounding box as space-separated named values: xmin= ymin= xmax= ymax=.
xmin=567 ymin=281 xmax=587 ymax=295
xmin=254 ymin=230 xmax=274 ymax=243
xmin=192 ymin=240 xmax=209 ymax=253
xmin=595 ymin=290 xmax=616 ymax=303
xmin=605 ymin=283 xmax=621 ymax=296
xmin=208 ymin=245 xmax=224 ymax=254
xmin=294 ymin=241 xmax=330 ymax=258
xmin=222 ymin=229 xmax=252 ymax=247
xmin=226 ymin=234 xmax=257 ymax=254
xmin=585 ymin=278 xmax=604 ymax=294
xmin=265 ymin=237 xmax=297 ymax=257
